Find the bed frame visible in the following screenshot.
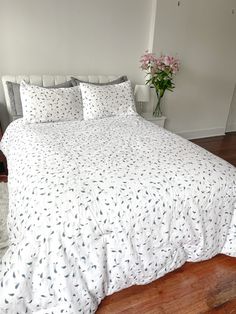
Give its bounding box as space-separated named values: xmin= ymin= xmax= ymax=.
xmin=1 ymin=75 xmax=119 ymax=119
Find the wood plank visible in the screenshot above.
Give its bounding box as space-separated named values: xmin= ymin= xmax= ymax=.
xmin=192 ymin=133 xmax=236 ymax=167
xmin=97 ymin=255 xmax=236 ymax=313
xmin=0 ymin=174 xmax=8 ymax=183
xmin=0 ymin=122 xmax=8 ymax=182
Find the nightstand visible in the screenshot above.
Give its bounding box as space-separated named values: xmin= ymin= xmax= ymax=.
xmin=0 ymin=122 xmax=7 ymax=182
xmin=142 ymin=113 xmax=166 ymax=128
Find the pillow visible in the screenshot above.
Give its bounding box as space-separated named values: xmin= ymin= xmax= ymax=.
xmin=20 ymin=81 xmax=83 ymax=123
xmin=81 ymin=80 xmax=136 ymax=120
xmin=71 ymin=76 xmax=128 ymax=87
xmin=6 ymin=80 xmax=73 ymax=118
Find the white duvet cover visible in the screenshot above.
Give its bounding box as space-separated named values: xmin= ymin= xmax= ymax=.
xmin=0 ymin=115 xmax=236 ymax=313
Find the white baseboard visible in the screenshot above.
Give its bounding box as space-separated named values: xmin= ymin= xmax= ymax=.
xmin=177 ymin=127 xmax=226 ymax=140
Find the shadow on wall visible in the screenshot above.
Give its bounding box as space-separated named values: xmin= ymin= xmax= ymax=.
xmin=226 ymin=84 xmax=236 ymax=132
xmin=0 ymin=86 xmax=10 ymax=132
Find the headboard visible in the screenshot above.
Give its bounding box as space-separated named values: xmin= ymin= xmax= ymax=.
xmin=1 ymin=75 xmax=119 ymax=120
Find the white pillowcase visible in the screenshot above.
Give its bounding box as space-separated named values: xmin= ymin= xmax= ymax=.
xmin=20 ymin=81 xmax=83 ymax=123
xmin=80 ymin=80 xmax=136 ymax=120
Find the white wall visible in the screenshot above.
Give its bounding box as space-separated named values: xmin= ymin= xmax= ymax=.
xmin=0 ymin=0 xmax=236 ymax=139
xmin=0 ymin=0 xmax=152 ymax=129
xmin=152 ymin=0 xmax=236 ymax=138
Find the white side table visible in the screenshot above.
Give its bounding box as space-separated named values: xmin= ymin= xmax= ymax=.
xmin=141 ymin=113 xmax=166 ymax=128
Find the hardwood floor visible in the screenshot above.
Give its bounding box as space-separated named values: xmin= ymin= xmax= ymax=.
xmin=0 ymin=174 xmax=7 ymax=183
xmin=192 ymin=132 xmax=236 ymax=167
xmin=97 ymin=255 xmax=236 ymax=314
xmin=97 ymin=133 xmax=236 ymax=314
xmin=0 ymin=122 xmax=8 ymax=182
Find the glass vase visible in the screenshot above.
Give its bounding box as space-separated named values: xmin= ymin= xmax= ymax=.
xmin=153 ymin=92 xmax=162 ymax=117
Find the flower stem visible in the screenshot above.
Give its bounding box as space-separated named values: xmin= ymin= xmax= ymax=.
xmin=153 ymin=94 xmax=162 ymax=117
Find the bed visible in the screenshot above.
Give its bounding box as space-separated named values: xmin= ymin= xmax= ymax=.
xmin=0 ymin=75 xmax=236 ymax=314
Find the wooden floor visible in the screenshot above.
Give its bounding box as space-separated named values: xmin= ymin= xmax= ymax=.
xmin=97 ymin=255 xmax=236 ymax=314
xmin=97 ymin=133 xmax=236 ymax=314
xmin=192 ymin=132 xmax=236 ymax=167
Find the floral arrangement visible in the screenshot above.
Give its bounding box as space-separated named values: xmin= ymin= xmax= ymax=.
xmin=140 ymin=51 xmax=180 ymax=117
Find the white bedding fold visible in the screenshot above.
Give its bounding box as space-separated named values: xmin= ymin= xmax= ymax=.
xmin=0 ymin=115 xmax=235 ymax=313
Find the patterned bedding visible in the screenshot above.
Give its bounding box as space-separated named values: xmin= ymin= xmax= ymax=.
xmin=0 ymin=115 xmax=236 ymax=313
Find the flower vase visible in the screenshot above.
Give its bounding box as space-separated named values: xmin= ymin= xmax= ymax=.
xmin=153 ymin=93 xmax=162 ymax=117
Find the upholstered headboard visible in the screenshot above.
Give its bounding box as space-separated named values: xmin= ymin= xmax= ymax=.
xmin=1 ymin=75 xmax=119 ymax=119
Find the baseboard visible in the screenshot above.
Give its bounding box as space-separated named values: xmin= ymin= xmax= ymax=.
xmin=177 ymin=127 xmax=225 ymax=140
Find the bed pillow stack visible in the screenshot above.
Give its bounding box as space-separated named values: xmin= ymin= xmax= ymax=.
xmin=70 ymin=75 xmax=127 ymax=87
xmin=17 ymin=75 xmax=136 ymax=123
xmin=6 ymin=80 xmax=73 ymax=119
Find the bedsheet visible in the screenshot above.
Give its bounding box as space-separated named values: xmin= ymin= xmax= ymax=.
xmin=0 ymin=115 xmax=236 ymax=313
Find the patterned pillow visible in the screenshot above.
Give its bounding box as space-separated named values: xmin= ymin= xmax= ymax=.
xmin=81 ymin=80 xmax=136 ymax=120
xmin=20 ymin=81 xmax=83 ymax=123
xmin=6 ymin=80 xmax=73 ymax=119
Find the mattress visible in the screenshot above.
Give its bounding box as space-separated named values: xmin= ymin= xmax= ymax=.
xmin=0 ymin=115 xmax=236 ymax=313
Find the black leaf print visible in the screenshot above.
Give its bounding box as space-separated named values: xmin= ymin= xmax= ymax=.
xmin=0 ymin=113 xmax=236 ymax=314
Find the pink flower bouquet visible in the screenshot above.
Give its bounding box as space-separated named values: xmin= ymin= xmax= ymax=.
xmin=140 ymin=51 xmax=180 ymax=117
